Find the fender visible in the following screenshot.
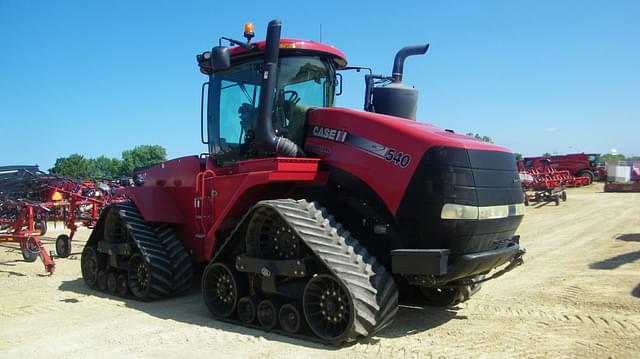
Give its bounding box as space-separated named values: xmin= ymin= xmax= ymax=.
xmin=120 ymin=186 xmax=185 ymax=224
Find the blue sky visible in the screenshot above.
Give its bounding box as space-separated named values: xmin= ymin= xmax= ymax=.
xmin=1 ymin=1 xmax=638 ymax=170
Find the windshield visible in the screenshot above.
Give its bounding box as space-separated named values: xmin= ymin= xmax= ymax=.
xmin=207 ymin=56 xmax=334 ymax=156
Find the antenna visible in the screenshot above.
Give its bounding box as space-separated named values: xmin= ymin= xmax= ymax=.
xmin=319 ymin=24 xmax=322 ymax=43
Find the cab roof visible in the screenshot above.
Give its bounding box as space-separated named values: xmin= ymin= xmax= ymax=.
xmin=228 ymin=38 xmax=347 ymax=68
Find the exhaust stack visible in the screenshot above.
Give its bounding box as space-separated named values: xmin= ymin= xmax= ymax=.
xmin=371 ymin=44 xmax=429 ymax=120
xmin=255 ymin=19 xmax=302 ymax=157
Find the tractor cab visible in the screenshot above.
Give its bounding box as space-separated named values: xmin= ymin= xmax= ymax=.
xmin=197 ymin=23 xmax=346 ymax=164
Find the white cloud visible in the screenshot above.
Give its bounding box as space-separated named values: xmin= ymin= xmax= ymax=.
xmin=544 ymin=127 xmax=559 ymax=133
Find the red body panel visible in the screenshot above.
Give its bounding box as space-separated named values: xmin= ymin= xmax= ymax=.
xmin=126 ymin=156 xmax=326 ymax=262
xmin=305 ymin=107 xmax=511 ymax=215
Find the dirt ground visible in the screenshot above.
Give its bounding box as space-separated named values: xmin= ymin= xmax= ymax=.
xmin=1 ymin=183 xmax=639 ymax=358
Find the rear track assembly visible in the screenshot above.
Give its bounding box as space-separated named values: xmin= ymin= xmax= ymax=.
xmin=203 ymin=199 xmax=398 ymax=345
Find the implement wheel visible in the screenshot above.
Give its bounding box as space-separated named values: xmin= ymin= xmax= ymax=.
xmin=36 ymin=220 xmax=47 ymax=236
xmin=56 ymin=234 xmax=71 ymax=258
xmin=202 ymin=262 xmax=245 ymax=318
xmin=303 ymin=274 xmax=354 ymax=343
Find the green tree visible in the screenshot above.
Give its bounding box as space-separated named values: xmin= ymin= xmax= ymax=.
xmin=465 ymin=132 xmax=493 ymax=143
xmin=50 ymin=154 xmax=91 ymax=178
xmin=542 ymin=152 xmax=552 ymax=157
xmin=89 ymin=156 xmax=123 ymax=179
xmin=514 ymin=153 xmax=523 ymax=160
xmin=601 ymin=153 xmax=626 ymax=162
xmin=121 ymin=145 xmax=167 ymax=175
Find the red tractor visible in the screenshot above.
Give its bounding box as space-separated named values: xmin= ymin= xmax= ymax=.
xmin=81 ymin=20 xmax=525 ymax=344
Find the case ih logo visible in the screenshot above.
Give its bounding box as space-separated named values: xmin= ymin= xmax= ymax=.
xmin=311 ymin=126 xmax=348 ymax=143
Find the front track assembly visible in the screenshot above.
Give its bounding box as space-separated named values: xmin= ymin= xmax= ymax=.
xmin=202 ymin=199 xmax=399 ymax=345
xmin=80 ymin=202 xmax=193 ymax=300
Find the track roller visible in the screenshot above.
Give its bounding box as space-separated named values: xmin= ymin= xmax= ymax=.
xmin=257 ymin=299 xmax=280 ymax=329
xmin=116 ymin=274 xmax=129 ymax=296
xmin=237 ymin=296 xmax=259 ymax=324
xmin=97 ymin=270 xmax=108 ymax=291
xmin=106 ymin=272 xmax=117 ymax=293
xmin=279 ymin=303 xmax=303 ymax=334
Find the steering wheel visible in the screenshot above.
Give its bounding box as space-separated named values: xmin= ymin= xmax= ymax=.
xmin=283 ymin=90 xmax=300 ymax=106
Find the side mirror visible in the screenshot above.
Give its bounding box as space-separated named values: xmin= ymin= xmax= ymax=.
xmin=197 ymin=46 xmax=230 ymax=74
xmin=210 ymin=46 xmax=230 ymax=71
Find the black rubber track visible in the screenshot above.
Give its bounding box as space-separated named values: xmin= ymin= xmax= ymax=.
xmin=110 ymin=202 xmax=173 ymax=300
xmin=82 ymin=201 xmax=192 ymax=300
xmin=152 ymin=223 xmax=194 ymax=295
xmin=254 ymin=199 xmax=399 ymax=343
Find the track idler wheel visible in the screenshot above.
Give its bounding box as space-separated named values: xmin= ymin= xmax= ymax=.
xmin=257 ymin=299 xmax=280 ymax=329
xmin=237 ymin=296 xmax=259 ymax=324
xmin=116 ymin=274 xmax=129 ymax=296
xmin=55 ymin=234 xmax=72 ymax=258
xmin=107 ymin=272 xmax=118 ymax=294
xmin=303 ymin=274 xmax=354 ymax=343
xmin=127 ymin=254 xmax=154 ymax=299
xmin=202 ymin=262 xmax=246 ymax=318
xmin=279 ymin=303 xmax=304 ymax=334
xmin=97 ymin=270 xmax=108 ymax=291
xmin=81 ymin=246 xmax=102 ymax=286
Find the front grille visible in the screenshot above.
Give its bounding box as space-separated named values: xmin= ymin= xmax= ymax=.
xmin=395 ymin=146 xmax=524 ymax=255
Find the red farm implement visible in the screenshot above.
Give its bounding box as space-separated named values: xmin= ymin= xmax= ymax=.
xmin=519 ymin=166 xmax=590 ymax=206
xmin=0 ymin=165 xmax=126 ymax=273
xmin=0 ymin=200 xmax=55 ymax=274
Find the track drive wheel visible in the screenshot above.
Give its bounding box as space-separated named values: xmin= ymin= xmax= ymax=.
xmin=56 ymin=234 xmax=72 ymax=258
xmin=202 ymin=262 xmax=246 ymax=318
xmin=303 ymin=274 xmax=354 ymax=343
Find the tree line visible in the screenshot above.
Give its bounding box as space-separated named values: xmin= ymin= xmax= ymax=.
xmin=49 ymin=145 xmax=167 ymax=180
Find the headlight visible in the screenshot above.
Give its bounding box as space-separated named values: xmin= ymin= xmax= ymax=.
xmin=441 ymin=203 xmax=525 ymax=220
